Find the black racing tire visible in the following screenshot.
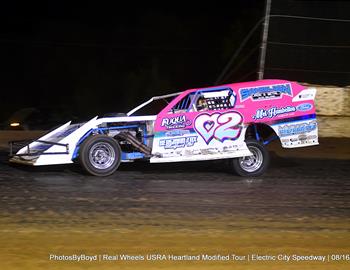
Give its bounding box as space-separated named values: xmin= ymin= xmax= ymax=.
xmin=231 ymin=139 xmax=269 ymax=177
xmin=78 ymin=135 xmax=121 ymax=176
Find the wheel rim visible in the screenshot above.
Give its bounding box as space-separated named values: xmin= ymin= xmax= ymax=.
xmin=88 ymin=142 xmax=116 ymax=170
xmin=238 ymin=145 xmax=263 ymax=173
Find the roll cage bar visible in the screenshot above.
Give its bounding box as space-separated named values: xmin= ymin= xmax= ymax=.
xmin=127 ymin=86 xmax=236 ymax=117
xmin=126 ymin=92 xmax=182 ymax=116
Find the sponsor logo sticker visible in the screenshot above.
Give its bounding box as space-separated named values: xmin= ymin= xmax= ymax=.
xmin=159 ymin=136 xmax=198 ymax=149
xmin=253 ymin=106 xmax=296 ymax=120
xmin=161 ymin=115 xmax=192 ymax=130
xmin=278 ymin=120 xmax=317 ymax=137
xmin=296 ymin=103 xmax=313 ymax=112
xmin=239 ymin=83 xmax=293 ymax=102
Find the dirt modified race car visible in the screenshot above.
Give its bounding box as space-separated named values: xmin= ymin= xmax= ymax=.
xmin=9 ymin=79 xmax=318 ymax=177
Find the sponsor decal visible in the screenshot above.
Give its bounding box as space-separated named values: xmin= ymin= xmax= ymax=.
xmin=165 ymin=130 xmax=190 ymax=137
xmin=292 ymin=88 xmax=316 ymax=102
xmin=161 ymin=115 xmax=192 ymax=130
xmin=297 ymin=93 xmax=314 ymax=100
xmin=194 ymin=111 xmax=243 ymax=145
xmin=159 ymin=136 xmax=198 ymax=149
xmin=31 ymin=144 xmax=52 ymax=151
xmin=298 ymin=134 xmax=308 ymax=141
xmin=307 ymin=134 xmax=317 ymax=140
xmin=278 ymin=121 xmax=317 ymax=137
xmin=239 ymin=83 xmax=292 ymax=102
xmin=296 ymin=103 xmax=313 ymax=112
xmin=56 ymin=125 xmax=81 ymax=138
xmin=253 ymin=106 xmax=296 ymax=120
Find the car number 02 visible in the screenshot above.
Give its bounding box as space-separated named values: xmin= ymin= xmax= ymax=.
xmin=194 ymin=111 xmax=243 ymax=144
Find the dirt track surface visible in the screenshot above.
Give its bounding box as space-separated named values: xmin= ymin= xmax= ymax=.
xmin=0 ymin=144 xmax=349 ymax=269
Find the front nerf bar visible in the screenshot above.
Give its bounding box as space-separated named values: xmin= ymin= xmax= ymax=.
xmin=9 ymin=139 xmax=69 ymax=157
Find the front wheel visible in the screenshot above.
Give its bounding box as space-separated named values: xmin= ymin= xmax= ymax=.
xmin=78 ymin=135 xmax=121 ymax=176
xmin=231 ymin=139 xmax=269 ymax=177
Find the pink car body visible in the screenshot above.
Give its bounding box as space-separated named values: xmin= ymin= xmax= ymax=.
xmin=150 ymin=79 xmax=318 ymax=163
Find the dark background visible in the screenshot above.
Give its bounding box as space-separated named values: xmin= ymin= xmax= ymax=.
xmin=0 ymin=1 xmax=349 ymax=122
xmin=265 ymin=0 xmax=350 ymax=85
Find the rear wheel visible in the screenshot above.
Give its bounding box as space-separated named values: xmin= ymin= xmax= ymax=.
xmin=79 ymin=135 xmax=121 ymax=176
xmin=231 ymin=139 xmax=269 ymax=176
